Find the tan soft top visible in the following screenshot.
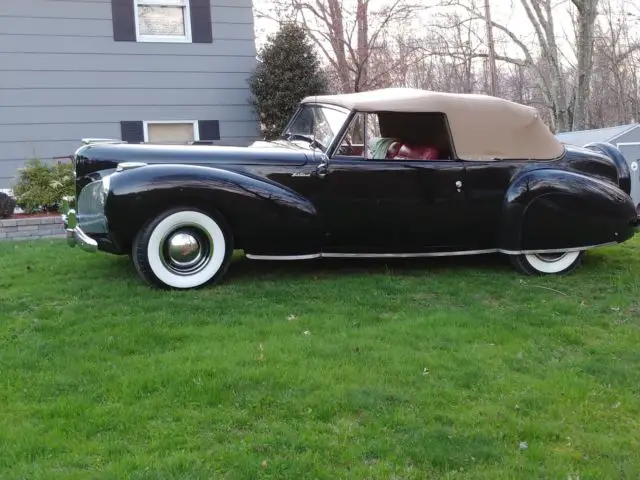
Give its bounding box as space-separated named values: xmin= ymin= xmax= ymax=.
xmin=301 ymin=88 xmax=564 ymax=160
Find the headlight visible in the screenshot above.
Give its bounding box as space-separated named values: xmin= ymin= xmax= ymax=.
xmin=76 ymin=176 xmax=110 ymax=234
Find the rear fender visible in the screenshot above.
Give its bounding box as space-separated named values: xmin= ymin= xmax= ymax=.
xmin=104 ymin=164 xmax=321 ymax=255
xmin=500 ymin=168 xmax=636 ymax=252
xmin=584 ymin=142 xmax=632 ymax=195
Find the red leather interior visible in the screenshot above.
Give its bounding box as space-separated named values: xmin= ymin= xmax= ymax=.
xmin=387 ymin=143 xmax=439 ymax=160
xmin=350 ymin=145 xmax=365 ymax=156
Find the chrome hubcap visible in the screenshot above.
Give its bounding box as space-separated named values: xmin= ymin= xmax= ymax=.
xmin=160 ymin=226 xmax=213 ymax=276
xmin=534 ymin=252 xmax=568 ymax=263
xmin=167 ymin=232 xmax=202 ymax=267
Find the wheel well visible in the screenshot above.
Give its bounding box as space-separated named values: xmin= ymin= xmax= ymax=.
xmin=118 ymin=196 xmax=241 ymax=254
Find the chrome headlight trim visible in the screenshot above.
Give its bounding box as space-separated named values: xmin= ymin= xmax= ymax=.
xmin=102 ymin=174 xmax=111 ymax=197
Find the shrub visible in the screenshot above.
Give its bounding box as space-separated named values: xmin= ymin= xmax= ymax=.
xmin=12 ymin=158 xmax=75 ymax=214
xmin=0 ymin=192 xmax=16 ymax=219
xmin=249 ymin=22 xmax=329 ymax=140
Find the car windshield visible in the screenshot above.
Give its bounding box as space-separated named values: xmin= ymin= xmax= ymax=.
xmin=282 ymin=104 xmax=349 ymax=152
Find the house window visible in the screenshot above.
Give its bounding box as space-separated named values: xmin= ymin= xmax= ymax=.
xmin=111 ymin=0 xmax=212 ymax=43
xmin=120 ymin=120 xmax=220 ymax=143
xmin=144 ymin=121 xmax=199 ymax=143
xmin=134 ymin=0 xmax=192 ymax=43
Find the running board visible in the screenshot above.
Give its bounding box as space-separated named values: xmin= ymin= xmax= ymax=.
xmin=245 ymin=243 xmax=616 ymax=261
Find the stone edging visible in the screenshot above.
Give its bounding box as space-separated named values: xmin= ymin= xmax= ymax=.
xmin=0 ymin=216 xmax=65 ymax=241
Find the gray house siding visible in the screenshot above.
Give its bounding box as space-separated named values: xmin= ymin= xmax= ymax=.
xmin=0 ymin=0 xmax=259 ymax=188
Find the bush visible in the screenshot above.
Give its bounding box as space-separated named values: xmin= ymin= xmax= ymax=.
xmin=12 ymin=159 xmax=75 ymax=214
xmin=249 ymin=22 xmax=329 ymax=140
xmin=0 ymin=192 xmax=16 ymax=219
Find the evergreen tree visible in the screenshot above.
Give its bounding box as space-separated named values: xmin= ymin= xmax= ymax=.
xmin=249 ymin=22 xmax=329 ymax=140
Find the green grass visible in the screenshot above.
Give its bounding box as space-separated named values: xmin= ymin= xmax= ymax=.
xmin=1 ymin=237 xmax=639 ymax=479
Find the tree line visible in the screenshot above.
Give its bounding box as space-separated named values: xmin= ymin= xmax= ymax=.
xmin=254 ymin=0 xmax=640 ymax=133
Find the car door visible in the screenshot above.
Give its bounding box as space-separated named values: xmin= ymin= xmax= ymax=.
xmin=312 ymin=110 xmax=473 ymax=254
xmin=270 ymin=110 xmax=473 ymax=255
xmin=313 ymin=155 xmax=467 ymax=253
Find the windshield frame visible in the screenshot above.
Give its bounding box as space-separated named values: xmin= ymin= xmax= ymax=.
xmin=281 ymin=103 xmax=351 ymax=156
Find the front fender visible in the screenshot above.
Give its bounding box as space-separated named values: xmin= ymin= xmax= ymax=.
xmin=104 ymin=164 xmax=322 ymax=255
xmin=500 ymin=168 xmax=637 ymax=251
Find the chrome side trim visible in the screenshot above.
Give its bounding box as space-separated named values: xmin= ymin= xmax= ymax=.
xmin=323 ymin=249 xmax=496 ymax=258
xmin=116 ymin=162 xmax=147 ymax=172
xmin=81 ymin=138 xmax=126 ymax=145
xmin=245 ymin=242 xmax=618 ymax=261
xmin=246 ymin=253 xmax=322 ymax=260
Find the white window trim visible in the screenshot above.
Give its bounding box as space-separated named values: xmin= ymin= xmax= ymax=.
xmin=134 ymin=0 xmax=192 ymax=44
xmin=143 ymin=120 xmax=200 ymax=143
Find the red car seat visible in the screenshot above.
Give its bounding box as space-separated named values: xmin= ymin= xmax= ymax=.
xmin=387 ymin=143 xmax=439 ymax=160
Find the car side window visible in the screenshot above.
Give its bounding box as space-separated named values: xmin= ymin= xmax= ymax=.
xmin=371 ymin=112 xmax=454 ymax=161
xmin=335 ymin=112 xmax=366 ymax=158
xmin=335 ymin=112 xmax=452 ymax=162
xmin=335 ymin=112 xmax=383 ymax=159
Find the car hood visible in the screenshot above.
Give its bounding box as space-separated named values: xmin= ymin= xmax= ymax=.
xmin=74 ymin=139 xmax=314 ymax=177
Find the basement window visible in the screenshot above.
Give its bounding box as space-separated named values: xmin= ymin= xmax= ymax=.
xmin=144 ymin=121 xmax=199 ymax=143
xmin=135 ymin=0 xmax=192 ymax=43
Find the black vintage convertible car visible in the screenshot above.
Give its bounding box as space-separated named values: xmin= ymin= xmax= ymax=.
xmin=63 ymin=88 xmax=639 ymax=289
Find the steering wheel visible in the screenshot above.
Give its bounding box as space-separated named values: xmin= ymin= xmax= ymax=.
xmin=286 ymin=133 xmax=327 ymax=152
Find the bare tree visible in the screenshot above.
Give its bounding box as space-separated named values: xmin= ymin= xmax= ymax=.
xmin=570 ymin=0 xmax=599 ymax=130
xmin=254 ymin=0 xmax=639 ymax=130
xmin=261 ymin=0 xmax=427 ymax=93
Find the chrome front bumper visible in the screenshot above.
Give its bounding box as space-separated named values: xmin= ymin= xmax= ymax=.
xmin=61 ymin=201 xmax=98 ymax=253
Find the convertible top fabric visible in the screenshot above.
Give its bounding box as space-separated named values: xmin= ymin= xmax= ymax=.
xmin=301 ymin=88 xmax=565 ymax=161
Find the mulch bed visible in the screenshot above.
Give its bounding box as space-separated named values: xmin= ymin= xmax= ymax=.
xmin=4 ymin=212 xmax=61 ymax=220
xmin=13 ymin=212 xmax=60 ymax=218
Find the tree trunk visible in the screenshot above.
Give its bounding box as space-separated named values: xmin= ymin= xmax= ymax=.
xmin=571 ymin=0 xmax=599 ymax=130
xmin=326 ymin=0 xmax=352 ymax=92
xmin=355 ymin=0 xmax=369 ymax=91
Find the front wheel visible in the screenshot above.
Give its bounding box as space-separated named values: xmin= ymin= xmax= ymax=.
xmin=132 ymin=208 xmax=233 ymax=289
xmin=509 ymin=250 xmax=584 ymax=276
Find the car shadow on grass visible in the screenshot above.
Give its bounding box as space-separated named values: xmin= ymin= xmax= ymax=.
xmin=224 ymin=251 xmax=515 ymax=283
xmin=224 ymin=247 xmax=621 ymax=283
xmin=99 ymin=247 xmax=616 ymax=286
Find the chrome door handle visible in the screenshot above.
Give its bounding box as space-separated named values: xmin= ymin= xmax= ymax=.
xmin=455 ymin=180 xmax=463 ymax=192
xmin=315 ymin=163 xmax=328 ymax=179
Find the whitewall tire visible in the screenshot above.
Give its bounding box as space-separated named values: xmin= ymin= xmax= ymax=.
xmin=132 ymin=208 xmax=233 ymax=289
xmin=509 ymin=250 xmax=584 ymax=276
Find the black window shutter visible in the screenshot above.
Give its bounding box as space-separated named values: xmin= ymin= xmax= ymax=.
xmin=121 ymin=121 xmax=144 ymax=143
xmin=198 ymin=120 xmax=220 ymax=141
xmin=111 ymin=0 xmax=136 ymax=42
xmin=190 ymin=0 xmax=213 ymax=43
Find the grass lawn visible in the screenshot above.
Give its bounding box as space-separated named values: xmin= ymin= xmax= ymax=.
xmin=1 ymin=237 xmax=639 ymax=479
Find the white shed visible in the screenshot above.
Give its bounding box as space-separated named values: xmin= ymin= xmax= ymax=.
xmin=556 ymin=124 xmax=640 ymax=207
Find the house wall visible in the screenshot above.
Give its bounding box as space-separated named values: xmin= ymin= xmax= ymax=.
xmin=0 ymin=0 xmax=259 ymax=188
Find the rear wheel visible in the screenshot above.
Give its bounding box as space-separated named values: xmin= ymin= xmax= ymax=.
xmin=132 ymin=207 xmax=233 ymax=289
xmin=509 ymin=250 xmax=584 ymax=276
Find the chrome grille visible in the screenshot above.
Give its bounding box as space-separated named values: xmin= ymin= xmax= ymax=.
xmin=76 ymin=179 xmax=108 ymax=234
